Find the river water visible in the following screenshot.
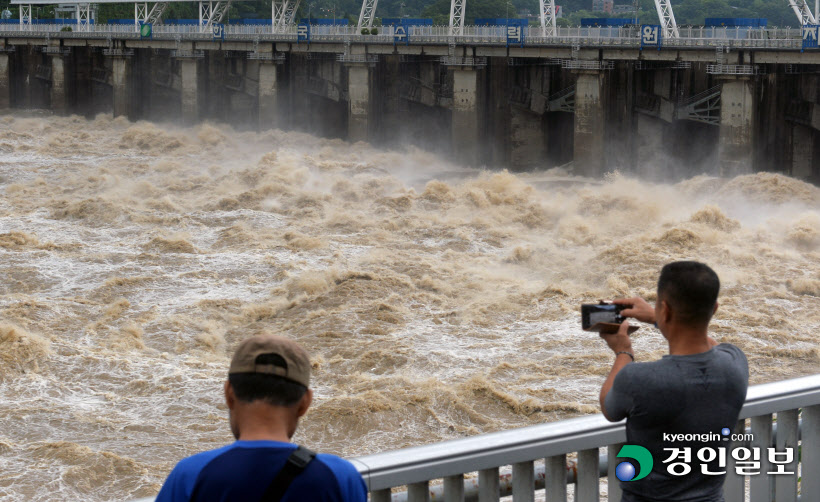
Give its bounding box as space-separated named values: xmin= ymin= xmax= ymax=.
xmin=0 ymin=113 xmax=818 ymax=501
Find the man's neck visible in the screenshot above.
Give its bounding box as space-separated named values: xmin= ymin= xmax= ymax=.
xmin=233 ymin=403 xmax=294 ymax=442
xmin=237 ymin=428 xmax=291 ymax=442
xmin=665 ymin=325 xmax=714 ymax=355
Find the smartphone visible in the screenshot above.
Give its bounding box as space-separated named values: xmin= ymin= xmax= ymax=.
xmin=581 ymin=302 xmax=639 ymax=334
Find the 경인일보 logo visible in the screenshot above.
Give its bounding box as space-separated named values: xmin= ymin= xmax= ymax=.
xmin=615 ymin=427 xmax=796 ymax=480
xmin=615 ymin=445 xmax=653 ymax=482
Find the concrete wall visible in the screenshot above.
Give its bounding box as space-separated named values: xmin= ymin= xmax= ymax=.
xmin=792 ymin=124 xmax=815 ymax=180
xmin=49 ymin=56 xmax=66 ymax=114
xmin=573 ymin=70 xmax=606 ymax=177
xmin=0 ymin=53 xmax=10 ymax=109
xmin=258 ymin=61 xmax=278 ymax=130
xmin=112 ymin=56 xmax=130 ymax=118
xmin=718 ymin=77 xmax=755 ymax=176
xmin=347 ymin=64 xmax=370 ymax=142
xmin=451 ymin=67 xmax=480 ymax=166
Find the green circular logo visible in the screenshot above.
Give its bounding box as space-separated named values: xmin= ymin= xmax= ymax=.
xmin=616 ymin=445 xmax=654 ymax=481
xmin=140 ymin=23 xmax=152 ymax=37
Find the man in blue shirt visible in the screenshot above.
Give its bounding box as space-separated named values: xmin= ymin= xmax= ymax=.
xmin=156 ymin=335 xmax=368 ymax=502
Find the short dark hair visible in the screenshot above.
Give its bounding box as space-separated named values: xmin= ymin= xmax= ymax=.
xmin=657 ymin=261 xmax=720 ymax=326
xmin=229 ymin=353 xmax=308 ymax=407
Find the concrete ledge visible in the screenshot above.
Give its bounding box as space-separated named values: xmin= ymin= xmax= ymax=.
xmin=508 ymin=47 xmax=572 ymax=58
xmin=753 ymin=51 xmax=820 ymax=64
xmin=393 ymin=46 xmax=424 ymax=55
xmin=476 ymin=47 xmax=507 ymax=57
xmin=126 ymin=40 xmax=179 ymax=49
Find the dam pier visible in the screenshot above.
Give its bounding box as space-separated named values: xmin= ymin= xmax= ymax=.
xmin=1 ymin=23 xmax=819 ymax=177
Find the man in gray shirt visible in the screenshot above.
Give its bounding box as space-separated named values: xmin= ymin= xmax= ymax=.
xmin=599 ymin=261 xmax=749 ymax=502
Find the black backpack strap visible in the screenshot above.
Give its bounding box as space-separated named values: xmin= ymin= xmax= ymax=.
xmin=260 ymin=445 xmax=317 ymax=502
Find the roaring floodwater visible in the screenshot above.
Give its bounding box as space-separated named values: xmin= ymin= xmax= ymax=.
xmin=0 ymin=114 xmax=818 ymax=501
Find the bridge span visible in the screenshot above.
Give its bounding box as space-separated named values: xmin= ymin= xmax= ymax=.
xmin=0 ymin=24 xmax=818 ymax=178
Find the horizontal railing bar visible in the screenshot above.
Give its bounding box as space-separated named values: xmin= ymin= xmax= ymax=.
xmin=350 ymin=414 xmax=623 ymax=491
xmin=128 ymin=375 xmax=819 ymax=501
xmin=354 ymin=375 xmax=820 ymax=491
xmin=740 ymin=375 xmax=820 ymax=418
xmin=130 ymin=415 xmax=806 ymax=502
xmin=0 ymin=24 xmax=808 ymax=50
xmin=389 ymin=463 xmax=561 ymax=502
xmin=387 ymin=418 xmax=805 ymax=501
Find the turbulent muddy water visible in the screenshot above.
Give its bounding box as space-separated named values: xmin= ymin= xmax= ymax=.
xmin=0 ymin=114 xmax=819 ymax=501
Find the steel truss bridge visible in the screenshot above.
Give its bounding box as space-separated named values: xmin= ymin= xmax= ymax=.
xmin=0 ymin=23 xmax=813 ymax=50
xmin=8 ymin=0 xmax=820 ymax=37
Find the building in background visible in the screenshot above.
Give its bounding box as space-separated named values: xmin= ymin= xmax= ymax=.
xmin=612 ymin=4 xmax=636 ymax=14
xmin=592 ymin=0 xmax=614 ymax=13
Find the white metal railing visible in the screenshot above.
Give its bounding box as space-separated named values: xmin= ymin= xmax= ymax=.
xmin=353 ymin=374 xmax=820 ymax=502
xmin=0 ymin=23 xmax=808 ymax=49
xmin=336 ymin=53 xmax=379 ymax=63
xmin=561 ymin=59 xmax=616 ymax=70
xmin=129 ymin=374 xmax=820 ymax=502
xmin=707 ymin=64 xmax=763 ymax=75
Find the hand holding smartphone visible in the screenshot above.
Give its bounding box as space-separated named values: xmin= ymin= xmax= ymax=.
xmin=581 ymin=301 xmax=640 ymax=335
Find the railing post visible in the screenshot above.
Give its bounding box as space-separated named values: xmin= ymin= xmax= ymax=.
xmin=774 ymin=409 xmax=798 ymax=502
xmin=723 ymin=419 xmax=746 ymax=501
xmin=803 ymin=405 xmax=820 ymax=501
xmin=750 ymin=414 xmax=773 ymax=502
xmin=545 ymin=454 xmax=567 ymax=502
xmin=607 ymin=443 xmax=623 ymax=502
xmin=478 ymin=467 xmax=500 ymax=502
xmin=371 ymin=489 xmax=392 ymax=502
xmin=576 ymin=448 xmax=599 ymax=502
xmin=408 ymin=481 xmax=431 ymax=502
xmin=512 ymin=461 xmax=534 ymax=502
xmin=444 ymin=474 xmax=465 ymax=502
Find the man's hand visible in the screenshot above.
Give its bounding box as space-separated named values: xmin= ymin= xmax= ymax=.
xmin=599 ymin=320 xmax=633 ymax=353
xmin=613 ymin=297 xmax=656 ymax=324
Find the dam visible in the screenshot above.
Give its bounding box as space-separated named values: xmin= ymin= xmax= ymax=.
xmin=1 ymin=4 xmax=820 ymax=501
xmin=0 ymin=20 xmax=818 ymax=177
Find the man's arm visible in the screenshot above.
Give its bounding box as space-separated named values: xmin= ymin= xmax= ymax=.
xmin=155 ymin=464 xmax=189 ymax=502
xmin=317 ymin=454 xmax=368 ymax=502
xmin=599 ymin=320 xmax=634 ymax=421
xmin=154 ymin=451 xmax=220 ymax=502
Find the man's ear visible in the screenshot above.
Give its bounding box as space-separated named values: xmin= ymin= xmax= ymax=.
xmin=660 ymin=299 xmax=672 ymax=323
xmin=225 ymin=380 xmax=236 ymax=410
xmin=713 ymin=302 xmax=719 ymax=315
xmin=296 ymin=389 xmax=313 ymax=418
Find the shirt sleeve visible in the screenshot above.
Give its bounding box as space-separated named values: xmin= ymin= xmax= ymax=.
xmin=154 ymin=462 xmax=191 ymax=502
xmin=154 ymin=451 xmax=219 ymax=502
xmin=318 ymin=454 xmax=368 ymax=502
xmin=604 ymin=365 xmax=634 ymax=422
xmin=719 ymin=343 xmax=749 ymax=380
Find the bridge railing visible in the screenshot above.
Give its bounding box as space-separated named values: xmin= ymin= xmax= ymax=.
xmin=0 ymin=23 xmax=806 ymax=49
xmin=349 ymin=374 xmax=820 ymax=502
xmin=128 ymin=375 xmax=820 ymax=502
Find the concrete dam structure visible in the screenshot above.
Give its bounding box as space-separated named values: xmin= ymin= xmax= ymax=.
xmin=1 ymin=25 xmax=819 ymax=178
